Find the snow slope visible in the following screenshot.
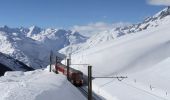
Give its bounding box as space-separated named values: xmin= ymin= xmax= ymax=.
xmin=92 ymin=57 xmax=170 ymax=100
xmin=71 ymin=16 xmax=170 ymax=75
xmin=0 ymin=69 xmax=86 ymax=100
xmin=69 ymin=7 xmax=170 ymax=100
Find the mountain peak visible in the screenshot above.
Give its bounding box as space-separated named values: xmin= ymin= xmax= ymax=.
xmin=29 ymin=25 xmax=41 ymax=30
xmin=153 ymin=6 xmax=170 ymax=19
xmin=27 ymin=26 xmax=42 ymax=37
xmin=0 ymin=25 xmax=10 ymax=31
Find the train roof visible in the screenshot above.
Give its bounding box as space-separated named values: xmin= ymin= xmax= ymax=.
xmin=57 ymin=63 xmax=83 ymax=74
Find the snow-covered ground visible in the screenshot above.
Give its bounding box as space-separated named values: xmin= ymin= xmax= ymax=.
xmin=69 ymin=7 xmax=170 ymax=100
xmin=0 ymin=69 xmax=86 ymax=100
xmin=92 ymin=57 xmax=170 ymax=100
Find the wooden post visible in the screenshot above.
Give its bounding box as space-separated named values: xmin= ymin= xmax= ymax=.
xmin=88 ymin=65 xmax=92 ymax=100
xmin=67 ymin=59 xmax=70 ymax=81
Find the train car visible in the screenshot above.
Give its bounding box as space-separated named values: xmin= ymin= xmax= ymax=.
xmin=54 ymin=63 xmax=83 ymax=86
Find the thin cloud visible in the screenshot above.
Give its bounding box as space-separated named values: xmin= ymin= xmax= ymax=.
xmin=103 ymin=16 xmax=107 ymax=19
xmin=147 ymin=0 xmax=170 ymax=6
xmin=71 ymin=22 xmax=130 ymax=37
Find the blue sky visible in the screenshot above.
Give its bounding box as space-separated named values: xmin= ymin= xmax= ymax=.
xmin=0 ymin=0 xmax=165 ymax=28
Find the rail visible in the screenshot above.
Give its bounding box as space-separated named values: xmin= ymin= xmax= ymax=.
xmin=78 ymin=86 xmax=102 ymax=100
xmin=78 ymin=87 xmax=88 ymax=98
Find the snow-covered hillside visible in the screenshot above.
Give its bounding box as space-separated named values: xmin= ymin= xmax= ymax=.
xmin=0 ymin=26 xmax=87 ymax=69
xmin=68 ymin=7 xmax=170 ymax=100
xmin=60 ymin=7 xmax=170 ymax=55
xmin=0 ymin=69 xmax=86 ymax=100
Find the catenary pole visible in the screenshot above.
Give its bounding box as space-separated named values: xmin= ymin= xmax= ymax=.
xmin=88 ymin=65 xmax=92 ymax=100
xmin=49 ymin=51 xmax=52 ymax=72
xmin=67 ymin=59 xmax=70 ymax=81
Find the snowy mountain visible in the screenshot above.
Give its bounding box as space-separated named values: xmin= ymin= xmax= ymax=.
xmin=0 ymin=52 xmax=33 ymax=76
xmin=60 ymin=7 xmax=170 ymax=55
xmin=27 ymin=26 xmax=42 ymax=37
xmin=31 ymin=29 xmax=87 ymax=51
xmin=69 ymin=7 xmax=170 ymax=100
xmin=0 ymin=26 xmax=87 ymax=69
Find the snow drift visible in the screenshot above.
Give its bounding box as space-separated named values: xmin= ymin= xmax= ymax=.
xmin=0 ymin=69 xmax=86 ymax=100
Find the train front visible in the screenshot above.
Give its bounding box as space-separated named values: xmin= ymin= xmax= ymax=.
xmin=71 ymin=71 xmax=84 ymax=86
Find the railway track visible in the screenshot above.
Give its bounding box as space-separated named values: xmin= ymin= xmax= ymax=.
xmin=78 ymin=86 xmax=102 ymax=100
xmin=78 ymin=87 xmax=89 ymax=99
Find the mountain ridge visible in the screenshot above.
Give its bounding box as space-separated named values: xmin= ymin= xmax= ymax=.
xmin=0 ymin=26 xmax=87 ymax=69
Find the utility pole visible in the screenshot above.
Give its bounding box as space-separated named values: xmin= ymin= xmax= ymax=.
xmin=49 ymin=50 xmax=53 ymax=72
xmin=69 ymin=63 xmax=93 ymax=100
xmin=55 ymin=56 xmax=58 ymax=74
xmin=88 ymin=65 xmax=92 ymax=100
xmin=67 ymin=59 xmax=70 ymax=81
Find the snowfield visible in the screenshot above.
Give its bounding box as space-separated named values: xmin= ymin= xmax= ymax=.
xmin=92 ymin=57 xmax=170 ymax=100
xmin=0 ymin=69 xmax=86 ymax=100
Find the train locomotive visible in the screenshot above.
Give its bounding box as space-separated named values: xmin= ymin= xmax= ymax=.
xmin=53 ymin=62 xmax=84 ymax=86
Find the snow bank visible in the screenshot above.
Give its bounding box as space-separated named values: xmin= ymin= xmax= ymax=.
xmin=0 ymin=70 xmax=86 ymax=100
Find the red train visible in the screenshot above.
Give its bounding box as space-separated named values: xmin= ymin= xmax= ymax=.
xmin=53 ymin=63 xmax=83 ymax=86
